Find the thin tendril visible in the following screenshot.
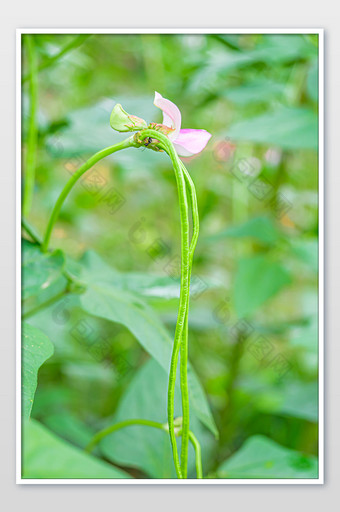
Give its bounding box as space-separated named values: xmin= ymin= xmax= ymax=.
xmin=85 ymin=419 xmax=165 ymax=454
xmin=41 ymin=136 xmax=137 ymax=252
xmin=188 ymin=431 xmax=203 ymax=479
xmin=86 ymin=418 xmax=203 ymax=479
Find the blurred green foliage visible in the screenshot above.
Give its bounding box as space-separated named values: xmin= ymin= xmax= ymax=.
xmin=22 ymin=33 xmax=319 ymax=479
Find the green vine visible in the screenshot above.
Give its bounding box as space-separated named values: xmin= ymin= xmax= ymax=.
xmin=85 ymin=418 xmax=203 ymax=479
xmin=39 ymin=127 xmax=201 ymax=478
xmin=41 ymin=136 xmax=138 ymax=252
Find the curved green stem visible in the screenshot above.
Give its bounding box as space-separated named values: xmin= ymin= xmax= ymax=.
xmin=21 ymin=217 xmax=43 ymax=245
xmin=188 ymin=431 xmax=203 ymax=479
xmin=140 ymin=129 xmax=191 ymax=479
xmin=179 ymin=320 xmax=189 ymax=477
xmin=41 ymin=136 xmax=136 ymax=252
xmin=85 ymin=419 xmax=165 ymax=454
xmin=180 ymin=161 xmax=199 ymax=261
xmin=86 ymin=418 xmax=203 ymax=479
xmin=23 ymin=35 xmax=38 ymax=218
xmin=22 ymin=288 xmax=70 ymax=319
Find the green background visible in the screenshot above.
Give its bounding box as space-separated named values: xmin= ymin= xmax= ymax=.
xmin=22 ymin=33 xmax=319 ymax=479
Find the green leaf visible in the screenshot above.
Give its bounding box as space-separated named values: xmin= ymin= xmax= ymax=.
xmin=22 ymin=239 xmax=66 ymax=310
xmin=43 ymin=412 xmax=96 ymax=450
xmin=100 ymin=359 xmax=215 ymax=478
xmin=22 ymin=419 xmax=130 ymax=479
xmin=217 ymin=436 xmax=318 ymax=479
xmin=81 ymin=282 xmax=172 ymax=367
xmin=209 ymin=216 xmax=281 ymax=245
xmin=79 ymin=250 xmax=218 ymax=301
xmin=222 ymin=79 xmax=286 ymax=106
xmin=233 ymin=254 xmax=291 ymax=318
xmin=80 ymin=284 xmax=217 ymax=438
xmin=22 ymin=323 xmax=54 ymax=420
xmin=79 ymin=252 xmax=218 ymax=438
xmin=79 ymin=250 xmax=181 ymax=300
xmin=226 ymin=107 xmax=318 ymax=150
xmin=117 ymin=272 xmax=181 ymax=300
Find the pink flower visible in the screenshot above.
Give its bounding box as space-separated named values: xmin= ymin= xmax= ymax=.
xmin=153 ymin=92 xmax=211 ymax=157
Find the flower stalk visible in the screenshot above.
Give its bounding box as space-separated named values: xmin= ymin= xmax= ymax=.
xmin=40 ymin=93 xmax=209 ymax=478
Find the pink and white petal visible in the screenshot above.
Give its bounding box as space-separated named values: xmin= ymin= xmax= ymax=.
xmin=173 ymin=128 xmax=212 ymax=157
xmin=154 ymin=91 xmax=181 ymax=140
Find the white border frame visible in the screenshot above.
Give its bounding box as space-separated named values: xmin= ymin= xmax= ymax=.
xmin=16 ymin=28 xmax=324 ymax=485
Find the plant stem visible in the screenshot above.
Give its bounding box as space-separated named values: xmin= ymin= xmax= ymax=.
xmin=140 ymin=129 xmax=191 ymax=479
xmin=39 ymin=126 xmax=200 ymax=479
xmin=23 ymin=35 xmax=38 ymax=218
xmin=21 ymin=217 xmax=43 ymax=245
xmin=41 ymin=136 xmax=136 ymax=252
xmin=178 ymin=161 xmax=199 ymax=477
xmin=22 ymin=288 xmax=70 ymax=319
xmin=156 ymin=143 xmax=200 ymax=478
xmin=180 ymin=162 xmax=199 ymax=260
xmin=85 ymin=418 xmax=165 ymax=454
xmin=188 ymin=431 xmax=203 ymax=479
xmin=86 ymin=418 xmax=203 ymax=479
xmin=158 ymin=147 xmax=200 ymax=477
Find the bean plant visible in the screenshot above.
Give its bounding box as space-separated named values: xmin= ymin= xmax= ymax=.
xmin=21 ymin=33 xmax=319 ymax=481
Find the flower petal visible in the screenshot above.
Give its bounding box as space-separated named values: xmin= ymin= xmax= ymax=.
xmin=154 ymin=91 xmax=181 ymax=140
xmin=173 ymin=129 xmax=212 ymax=157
